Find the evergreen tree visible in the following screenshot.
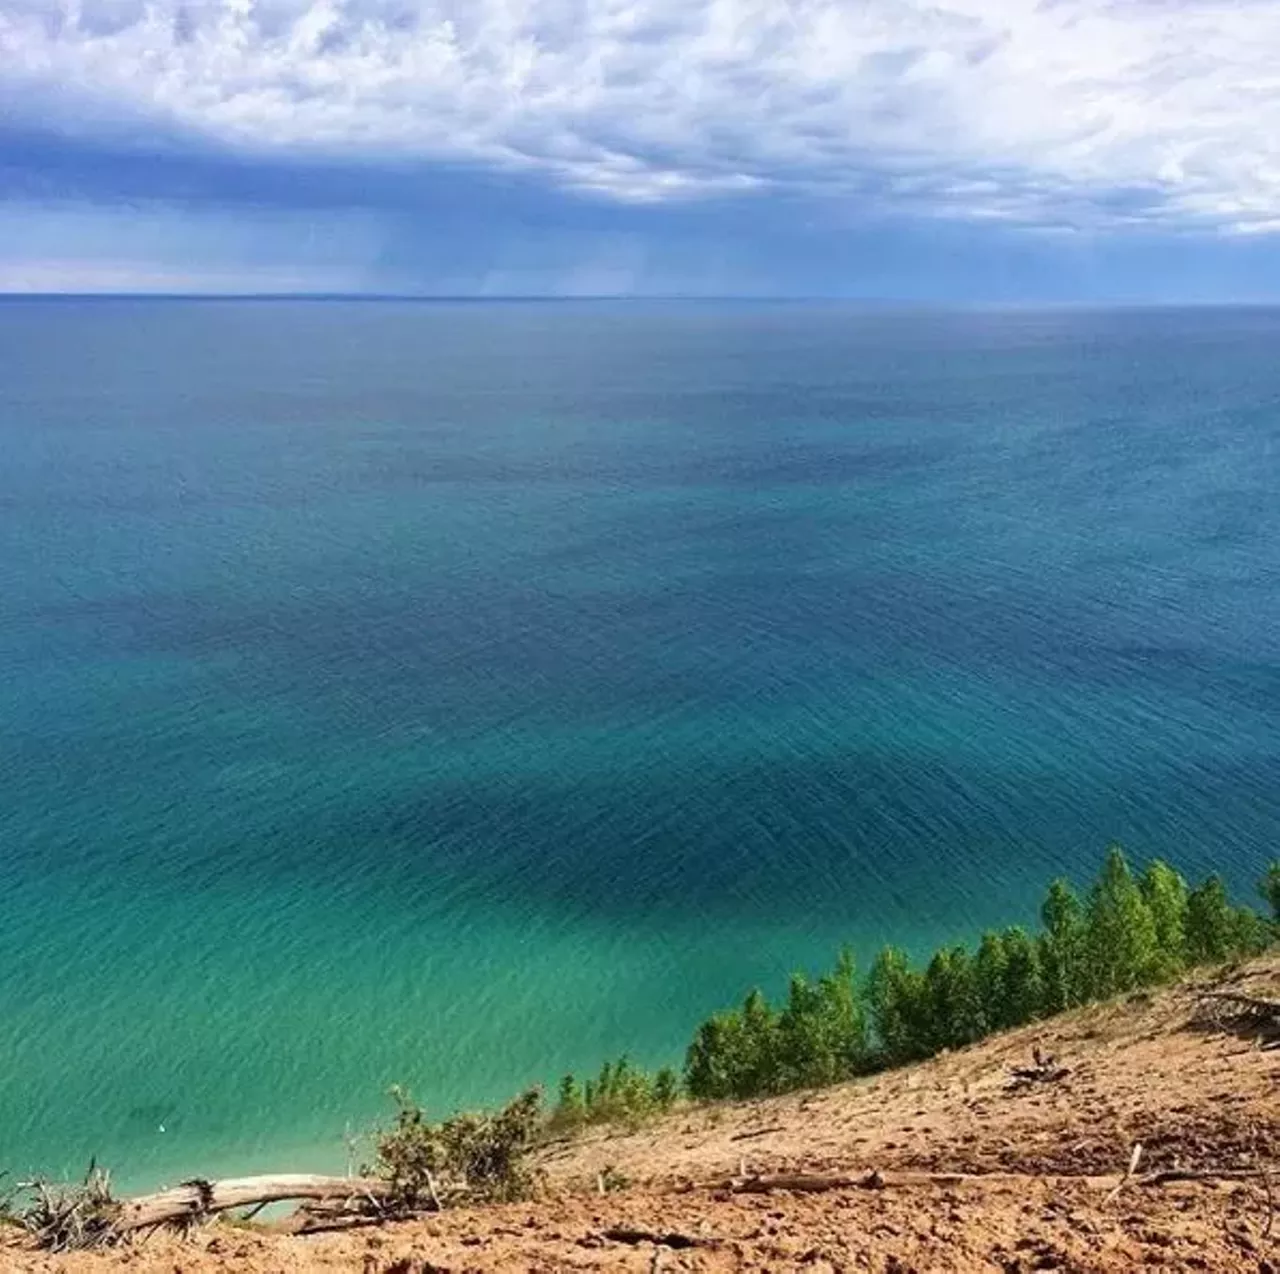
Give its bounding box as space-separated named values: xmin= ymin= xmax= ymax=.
xmin=822 ymin=947 xmax=870 ymax=1076
xmin=1084 ymin=845 xmax=1159 ymax=996
xmin=1038 ymin=877 xmax=1087 ymax=1013
xmin=777 ymin=974 xmax=835 ymax=1088
xmin=999 ymin=925 xmax=1043 ymax=1027
xmin=1185 ymin=875 xmax=1237 ymax=965
xmin=1140 ymin=859 xmax=1189 ymax=981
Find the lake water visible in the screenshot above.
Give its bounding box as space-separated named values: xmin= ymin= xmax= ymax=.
xmin=1 ymin=299 xmax=1277 ymax=1188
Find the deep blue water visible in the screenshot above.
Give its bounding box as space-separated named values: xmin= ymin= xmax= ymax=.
xmin=0 ymin=299 xmax=1278 ymax=1187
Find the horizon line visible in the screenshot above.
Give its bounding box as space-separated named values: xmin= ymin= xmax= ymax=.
xmin=3 ymin=293 xmax=1280 ymax=309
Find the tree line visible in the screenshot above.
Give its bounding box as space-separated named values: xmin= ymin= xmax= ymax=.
xmin=554 ymin=851 xmax=1280 ymax=1122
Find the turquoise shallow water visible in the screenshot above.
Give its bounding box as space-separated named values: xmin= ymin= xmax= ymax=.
xmin=1 ymin=300 xmax=1278 ymax=1188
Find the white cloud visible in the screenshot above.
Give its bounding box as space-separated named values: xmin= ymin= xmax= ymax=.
xmin=3 ymin=0 xmax=1280 ymax=229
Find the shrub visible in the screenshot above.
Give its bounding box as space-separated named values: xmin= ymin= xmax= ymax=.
xmin=369 ymin=1086 xmax=542 ymax=1208
xmin=552 ymin=1057 xmax=678 ymax=1129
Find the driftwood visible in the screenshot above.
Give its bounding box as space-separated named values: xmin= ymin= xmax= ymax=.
xmin=114 ymin=1174 xmax=391 ymax=1234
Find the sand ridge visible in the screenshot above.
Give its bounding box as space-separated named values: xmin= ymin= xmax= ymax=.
xmin=8 ymin=956 xmax=1278 ymax=1272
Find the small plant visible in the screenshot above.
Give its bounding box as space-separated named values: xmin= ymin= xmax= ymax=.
xmin=368 ymin=1086 xmax=543 ymax=1209
xmin=551 ymin=1057 xmax=679 ymax=1130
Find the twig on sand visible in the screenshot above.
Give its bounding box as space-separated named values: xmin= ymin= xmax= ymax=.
xmin=729 ymin=1125 xmax=787 ymax=1142
xmin=602 ymin=1226 xmax=719 ymax=1249
xmin=1104 ymin=1144 xmax=1144 ymax=1206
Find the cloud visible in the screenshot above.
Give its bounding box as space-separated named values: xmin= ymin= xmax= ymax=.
xmin=2 ymin=0 xmax=1280 ymax=231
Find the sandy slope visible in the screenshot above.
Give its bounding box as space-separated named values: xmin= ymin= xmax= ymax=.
xmin=8 ymin=955 xmax=1278 ymax=1273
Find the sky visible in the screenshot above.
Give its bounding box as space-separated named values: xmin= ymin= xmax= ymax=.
xmin=4 ymin=0 xmax=1280 ymax=299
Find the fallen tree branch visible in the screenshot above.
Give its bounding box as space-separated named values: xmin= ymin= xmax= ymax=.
xmin=115 ymin=1174 xmax=391 ymax=1234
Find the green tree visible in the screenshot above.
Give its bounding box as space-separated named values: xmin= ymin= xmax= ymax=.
xmin=739 ymin=988 xmax=782 ymax=1093
xmin=776 ymin=948 xmax=868 ymax=1089
xmin=974 ymin=931 xmax=1009 ymax=1033
xmin=1038 ymin=878 xmax=1087 ymax=1013
xmin=684 ymin=1012 xmax=745 ymax=1101
xmin=999 ymin=925 xmax=1043 ymax=1027
xmin=1261 ymin=862 xmax=1280 ymax=926
xmin=683 ymin=988 xmax=780 ymax=1101
xmin=1084 ymin=845 xmax=1159 ymax=996
xmin=923 ymin=945 xmax=983 ymax=1052
xmin=867 ymin=946 xmax=930 ymax=1065
xmin=1185 ymin=875 xmax=1237 ymax=965
xmin=1228 ymin=906 xmax=1270 ymax=958
xmin=1140 ymin=859 xmax=1189 ymax=981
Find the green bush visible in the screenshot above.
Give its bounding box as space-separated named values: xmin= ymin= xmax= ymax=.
xmin=551 ymin=1057 xmax=678 ymax=1129
xmin=369 ymin=1086 xmax=542 ymax=1208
